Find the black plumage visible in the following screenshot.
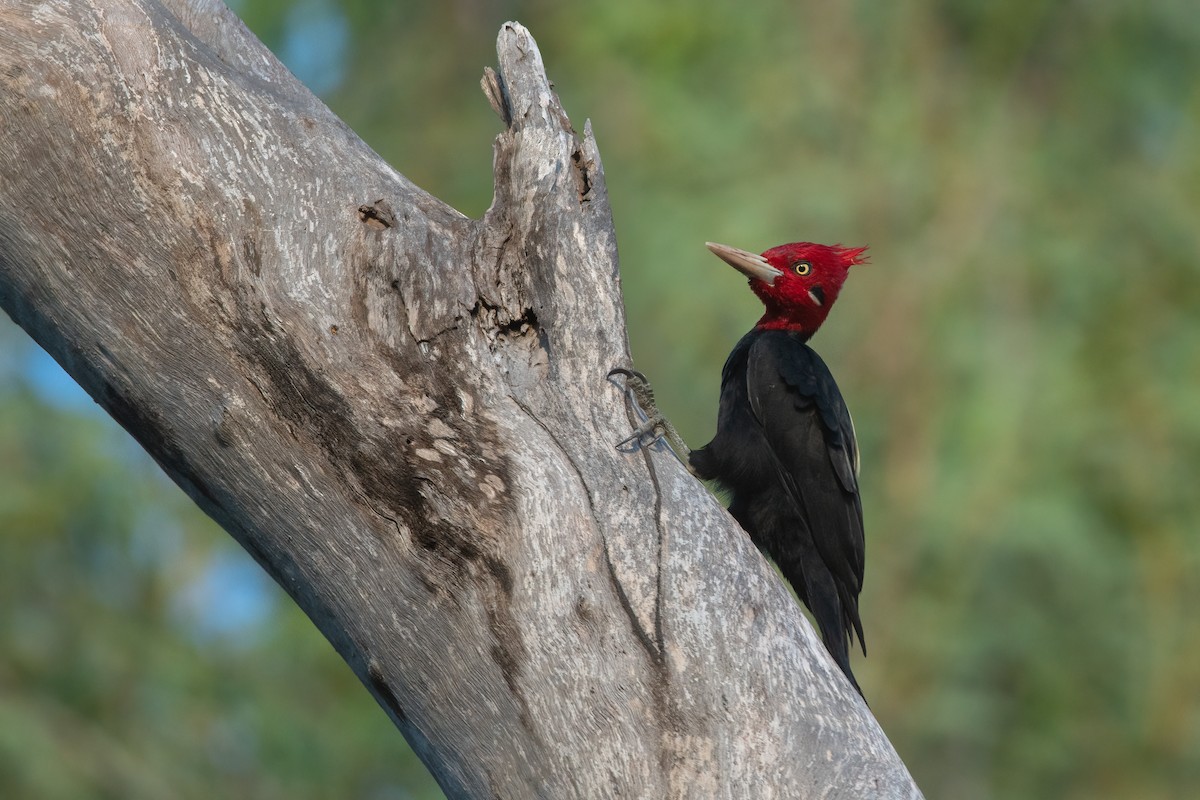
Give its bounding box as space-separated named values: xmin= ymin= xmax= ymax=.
xmin=612 ymin=239 xmax=870 ymax=694
xmin=690 ymin=329 xmax=866 ymax=695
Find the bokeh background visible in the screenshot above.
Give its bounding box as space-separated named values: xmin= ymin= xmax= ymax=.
xmin=3 ymin=1 xmax=1198 ymax=797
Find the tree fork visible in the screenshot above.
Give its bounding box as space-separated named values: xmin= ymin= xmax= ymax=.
xmin=0 ymin=2 xmax=922 ymax=797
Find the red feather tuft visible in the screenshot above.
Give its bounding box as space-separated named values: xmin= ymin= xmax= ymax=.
xmin=832 ymin=244 xmax=870 ymax=267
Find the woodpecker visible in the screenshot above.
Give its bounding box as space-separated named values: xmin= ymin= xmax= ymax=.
xmin=613 ymin=240 xmax=869 ymax=695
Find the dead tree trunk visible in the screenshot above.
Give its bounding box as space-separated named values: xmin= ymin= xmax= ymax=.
xmin=0 ymin=2 xmax=922 ymax=797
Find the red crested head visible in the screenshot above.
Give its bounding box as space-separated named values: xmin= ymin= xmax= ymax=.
xmin=706 ymin=241 xmax=868 ymax=336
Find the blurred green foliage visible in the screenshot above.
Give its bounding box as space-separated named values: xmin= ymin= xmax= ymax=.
xmin=4 ymin=0 xmax=1199 ymax=797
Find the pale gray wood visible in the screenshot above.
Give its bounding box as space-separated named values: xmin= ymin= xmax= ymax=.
xmin=0 ymin=3 xmax=923 ymax=797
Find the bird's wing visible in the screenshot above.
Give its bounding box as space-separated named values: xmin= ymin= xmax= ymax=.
xmin=745 ymin=332 xmax=866 ymax=647
xmin=766 ymin=336 xmax=860 ymax=495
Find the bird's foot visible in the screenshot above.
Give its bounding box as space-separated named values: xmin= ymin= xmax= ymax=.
xmin=607 ymin=367 xmax=692 ymax=464
xmin=607 ymin=368 xmax=664 ymax=451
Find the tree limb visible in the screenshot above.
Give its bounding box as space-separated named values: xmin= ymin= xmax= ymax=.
xmin=0 ymin=2 xmax=922 ymax=797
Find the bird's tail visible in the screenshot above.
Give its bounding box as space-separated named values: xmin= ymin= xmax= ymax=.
xmin=784 ymin=557 xmax=864 ymax=698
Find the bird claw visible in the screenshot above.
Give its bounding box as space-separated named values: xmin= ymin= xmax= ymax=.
xmin=614 ymin=421 xmax=667 ymax=453
xmin=607 ymin=366 xmax=691 ymax=462
xmin=607 ymin=367 xmax=657 ymax=444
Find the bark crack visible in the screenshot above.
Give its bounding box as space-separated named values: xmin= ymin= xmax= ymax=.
xmin=357 ymin=199 xmax=396 ymax=229
xmin=353 ymin=486 xmax=405 ymax=540
xmin=481 ymin=66 xmax=512 ymax=127
xmin=639 ymin=446 xmax=669 ymax=658
xmin=503 ymin=394 xmax=642 ymax=649
xmin=601 ymin=538 xmax=660 ymax=663
xmin=570 ymin=145 xmax=592 ymax=203
xmin=506 ymin=393 xmax=602 ymax=537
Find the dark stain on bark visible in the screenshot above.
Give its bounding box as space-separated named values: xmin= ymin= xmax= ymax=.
xmin=241 ymin=199 xmax=263 ymax=276
xmin=367 ymin=659 xmax=408 ymax=724
xmin=227 ymin=284 xmax=529 ymax=682
xmin=483 ymin=557 xmax=535 ymax=736
xmin=184 ymin=200 xmax=533 ymax=696
xmin=241 ymin=235 xmax=261 ymax=277
xmin=98 ymin=378 xmax=220 ymax=517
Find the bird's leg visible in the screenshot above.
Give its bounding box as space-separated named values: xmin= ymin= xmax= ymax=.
xmin=607 ymin=367 xmax=693 ymax=468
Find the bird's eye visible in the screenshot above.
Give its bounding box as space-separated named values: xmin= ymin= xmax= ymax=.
xmin=792 ymin=260 xmax=812 ymax=276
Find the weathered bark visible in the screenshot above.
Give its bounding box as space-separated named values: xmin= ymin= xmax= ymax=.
xmin=0 ymin=2 xmax=922 ymax=797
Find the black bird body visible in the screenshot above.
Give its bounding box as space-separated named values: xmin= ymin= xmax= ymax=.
xmin=690 ymin=328 xmax=866 ymax=694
